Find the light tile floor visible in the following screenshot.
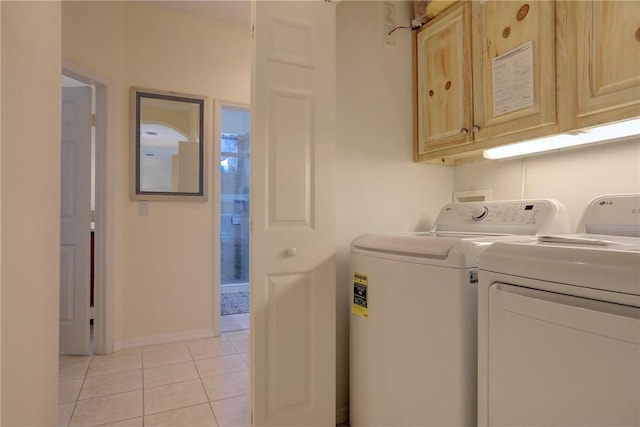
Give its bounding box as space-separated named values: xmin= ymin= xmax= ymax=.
xmin=220 ymin=313 xmax=249 ymax=334
xmin=59 ymin=327 xmax=250 ymax=427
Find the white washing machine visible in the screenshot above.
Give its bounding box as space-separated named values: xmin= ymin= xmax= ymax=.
xmin=349 ymin=199 xmax=570 ymax=427
xmin=477 ymin=194 xmax=640 ymax=427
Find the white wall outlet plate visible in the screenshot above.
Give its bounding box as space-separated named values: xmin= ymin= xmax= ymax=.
xmin=383 ymin=24 xmax=395 ymax=46
xmin=138 ymin=201 xmax=149 ymax=216
xmin=382 ymin=2 xmax=395 ymax=46
xmin=383 ymin=2 xmax=395 ymax=26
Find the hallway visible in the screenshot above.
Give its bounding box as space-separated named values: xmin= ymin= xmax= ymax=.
xmin=58 ymin=331 xmax=249 ymax=426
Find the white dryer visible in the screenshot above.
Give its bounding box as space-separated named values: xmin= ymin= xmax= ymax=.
xmin=349 ymin=199 xmax=570 ymax=427
xmin=477 ymin=194 xmax=640 ymax=427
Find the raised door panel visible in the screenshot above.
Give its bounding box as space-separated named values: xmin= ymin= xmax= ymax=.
xmin=572 ymin=1 xmax=640 ymax=127
xmin=472 ymin=1 xmax=557 ymax=142
xmin=415 ymin=1 xmax=472 ymax=159
xmin=251 ymin=1 xmax=336 ymax=425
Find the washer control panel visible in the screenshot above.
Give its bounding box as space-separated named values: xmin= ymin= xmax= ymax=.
xmin=434 ymin=199 xmax=570 ymax=235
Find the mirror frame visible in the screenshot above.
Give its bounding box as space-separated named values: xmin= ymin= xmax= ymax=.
xmin=130 ymin=87 xmax=208 ymax=201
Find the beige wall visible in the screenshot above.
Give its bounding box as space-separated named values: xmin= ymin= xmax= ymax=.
xmin=62 ymin=0 xmax=128 ymax=349
xmin=1 ymin=2 xmax=62 ymax=425
xmin=454 ymin=139 xmax=640 ymax=230
xmin=335 ymin=1 xmax=454 ymax=419
xmin=122 ymin=2 xmax=250 ymax=345
xmin=62 ymin=2 xmax=250 ymax=347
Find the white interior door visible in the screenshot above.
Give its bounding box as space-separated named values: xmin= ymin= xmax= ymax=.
xmin=60 ymin=86 xmax=92 ymax=354
xmin=251 ymin=1 xmax=336 ymax=425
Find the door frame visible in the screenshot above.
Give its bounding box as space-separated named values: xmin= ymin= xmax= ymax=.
xmin=213 ymin=99 xmax=251 ymax=337
xmin=62 ymin=61 xmax=114 ymax=354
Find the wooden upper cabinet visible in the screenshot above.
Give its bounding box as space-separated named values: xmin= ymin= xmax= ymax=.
xmin=471 ymin=1 xmax=558 ymax=143
xmin=413 ymin=0 xmax=639 ymax=164
xmin=414 ymin=1 xmax=472 ymax=160
xmin=414 ymin=1 xmax=561 ymax=163
xmin=569 ymin=0 xmax=640 ymax=128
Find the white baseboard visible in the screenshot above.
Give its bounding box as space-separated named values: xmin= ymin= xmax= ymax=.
xmin=336 ymin=405 xmax=349 ymax=425
xmin=116 ymin=328 xmax=215 ymax=350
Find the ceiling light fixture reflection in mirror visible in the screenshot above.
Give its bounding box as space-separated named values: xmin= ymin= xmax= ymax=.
xmin=130 ymin=87 xmax=207 ymax=201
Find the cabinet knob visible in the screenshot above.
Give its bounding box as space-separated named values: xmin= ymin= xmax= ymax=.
xmin=460 ymin=128 xmax=469 ymax=135
xmin=636 ymin=27 xmax=640 ymax=42
xmin=287 ymin=247 xmax=297 ymax=257
xmin=472 ymin=125 xmax=480 ymax=133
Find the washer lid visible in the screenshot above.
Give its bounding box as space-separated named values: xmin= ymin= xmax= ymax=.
xmin=479 ymin=236 xmax=640 ymax=296
xmin=352 ymin=233 xmax=469 ymax=258
xmin=350 ymin=232 xmax=521 ymax=268
xmin=349 ymin=198 xmax=571 ymax=267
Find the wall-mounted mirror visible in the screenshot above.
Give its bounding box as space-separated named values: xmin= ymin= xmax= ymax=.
xmin=131 ymin=87 xmax=207 ymax=201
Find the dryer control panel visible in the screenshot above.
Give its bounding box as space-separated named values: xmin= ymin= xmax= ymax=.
xmin=578 ymin=193 xmax=640 ymax=237
xmin=434 ymin=199 xmax=570 ymax=235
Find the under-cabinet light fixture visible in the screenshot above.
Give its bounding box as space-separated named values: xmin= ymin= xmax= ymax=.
xmin=483 ymin=117 xmax=640 ymax=160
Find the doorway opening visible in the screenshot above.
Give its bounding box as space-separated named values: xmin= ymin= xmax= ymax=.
xmin=218 ymin=104 xmax=250 ymax=333
xmin=60 ymin=66 xmax=111 ymax=356
xmin=60 ymin=74 xmax=96 ymax=355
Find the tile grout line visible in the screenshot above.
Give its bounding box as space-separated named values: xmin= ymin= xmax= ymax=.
xmin=66 ymin=353 xmax=94 ymax=427
xmin=94 ymin=415 xmax=141 ymax=427
xmin=187 ymin=341 xmax=223 ymax=427
xmin=141 ymin=346 xmax=145 ymax=426
xmin=143 ymin=402 xmax=221 ymax=419
xmin=73 ymin=387 xmax=143 ymax=403
xmin=63 ymin=336 xmax=250 ymax=426
xmin=72 ymin=350 xmax=145 ymax=425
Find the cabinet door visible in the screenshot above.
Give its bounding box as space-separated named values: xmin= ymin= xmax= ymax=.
xmin=415 ymin=1 xmax=472 ymax=160
xmin=570 ymin=1 xmax=640 ymax=128
xmin=472 ymin=1 xmax=557 ymax=143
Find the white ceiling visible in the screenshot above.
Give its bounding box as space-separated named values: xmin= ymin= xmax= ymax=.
xmin=158 ymin=0 xmax=251 ymax=28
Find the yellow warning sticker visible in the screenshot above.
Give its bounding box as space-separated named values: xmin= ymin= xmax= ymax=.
xmin=352 ymin=272 xmax=368 ymax=318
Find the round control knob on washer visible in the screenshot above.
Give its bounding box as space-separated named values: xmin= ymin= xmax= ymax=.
xmin=472 ymin=206 xmax=489 ymax=221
